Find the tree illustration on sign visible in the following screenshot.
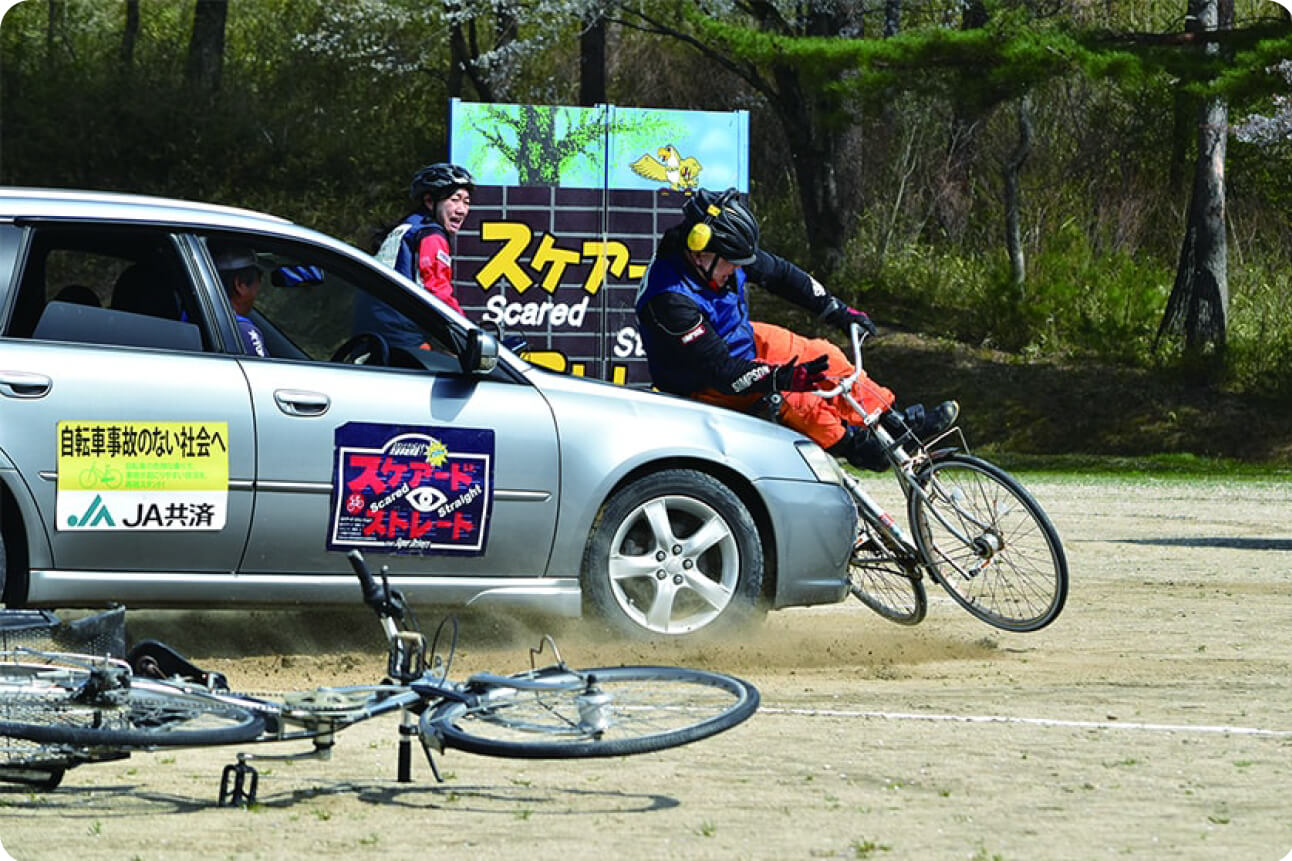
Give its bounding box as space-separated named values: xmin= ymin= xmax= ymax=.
xmin=471 ymin=104 xmax=605 ymax=186
xmin=469 ymin=104 xmax=676 ymax=187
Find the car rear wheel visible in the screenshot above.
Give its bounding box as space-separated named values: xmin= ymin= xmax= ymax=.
xmin=0 ymin=495 xmax=26 ymax=607
xmin=582 ymin=469 xmax=764 ymax=638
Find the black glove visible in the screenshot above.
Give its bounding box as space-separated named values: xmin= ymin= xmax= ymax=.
xmin=770 ymin=354 xmax=829 ymax=392
xmin=821 ymin=297 xmax=878 ymax=338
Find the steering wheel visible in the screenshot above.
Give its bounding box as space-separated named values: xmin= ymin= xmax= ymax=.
xmin=330 ymin=332 xmax=391 ymax=366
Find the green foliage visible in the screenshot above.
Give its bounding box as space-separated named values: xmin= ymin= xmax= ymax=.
xmin=1225 ymin=261 xmax=1292 ymax=397
xmin=5 ymin=0 xmax=1292 ymax=404
xmin=689 ymin=5 xmax=1153 ymax=113
xmin=1197 ymin=29 xmax=1292 ymax=101
xmin=848 ymin=217 xmax=1292 ymax=398
xmin=852 ymin=222 xmax=1169 ymax=364
xmin=0 ymin=0 xmax=451 ymax=245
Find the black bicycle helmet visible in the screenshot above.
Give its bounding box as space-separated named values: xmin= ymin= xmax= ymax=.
xmin=410 ymin=162 xmax=475 ymax=202
xmin=682 ymin=188 xmax=760 ymax=265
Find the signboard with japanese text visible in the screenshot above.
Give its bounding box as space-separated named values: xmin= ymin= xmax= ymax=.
xmin=328 ymin=422 xmax=494 ymax=556
xmin=55 ymin=421 xmax=229 ymax=531
xmin=449 ymin=100 xmax=749 ymax=386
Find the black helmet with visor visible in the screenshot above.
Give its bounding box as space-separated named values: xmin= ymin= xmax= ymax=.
xmin=682 ymin=188 xmax=760 ymax=266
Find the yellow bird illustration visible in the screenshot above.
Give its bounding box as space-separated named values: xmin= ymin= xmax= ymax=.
xmin=630 ymin=144 xmax=702 ymax=191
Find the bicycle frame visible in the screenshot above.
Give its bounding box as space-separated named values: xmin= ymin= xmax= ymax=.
xmin=818 ymin=323 xmax=985 ymax=559
xmin=206 ymin=553 xmax=600 ymax=796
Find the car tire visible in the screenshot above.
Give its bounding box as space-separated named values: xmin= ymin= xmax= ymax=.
xmin=0 ymin=490 xmax=29 ymax=607
xmin=582 ymin=469 xmax=765 ymax=638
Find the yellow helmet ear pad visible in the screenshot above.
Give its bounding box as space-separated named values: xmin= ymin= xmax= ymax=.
xmin=687 ymin=222 xmax=712 ymax=252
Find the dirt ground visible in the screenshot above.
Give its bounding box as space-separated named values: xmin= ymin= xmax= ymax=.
xmin=2 ymin=474 xmax=1292 ymax=860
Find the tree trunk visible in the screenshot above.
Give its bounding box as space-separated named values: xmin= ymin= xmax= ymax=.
xmin=184 ymin=0 xmax=226 ymax=94
xmin=1155 ymin=96 xmax=1229 ymax=358
xmin=120 ymin=0 xmax=139 ymax=71
xmin=1003 ymin=95 xmax=1033 ymax=289
xmin=580 ymin=9 xmax=607 ymax=107
xmin=883 ymin=0 xmax=901 ymax=38
xmin=770 ymin=4 xmax=857 ymax=277
xmin=492 ymin=8 xmax=518 ymax=101
xmin=770 ymin=69 xmax=846 ymax=276
xmin=45 ymin=0 xmax=62 ymax=74
xmin=934 ymin=0 xmax=989 ymax=242
xmin=1155 ymin=0 xmax=1231 ymax=362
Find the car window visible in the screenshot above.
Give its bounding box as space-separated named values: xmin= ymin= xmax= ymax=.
xmin=195 ymin=232 xmax=459 ymax=367
xmin=6 ymin=224 xmax=211 ymax=351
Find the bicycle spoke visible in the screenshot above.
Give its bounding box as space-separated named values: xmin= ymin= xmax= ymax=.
xmin=430 ymin=666 xmax=758 ymax=758
xmin=911 ymin=456 xmax=1067 ymax=632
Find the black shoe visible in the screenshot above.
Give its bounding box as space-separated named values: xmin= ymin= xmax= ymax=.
xmin=920 ymin=400 xmax=959 ymax=438
xmin=827 ymin=426 xmax=889 ymax=472
xmin=884 ymin=400 xmax=959 ymax=441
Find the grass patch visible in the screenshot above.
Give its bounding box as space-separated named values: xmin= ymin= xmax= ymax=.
xmin=981 ymin=451 xmax=1292 ymax=479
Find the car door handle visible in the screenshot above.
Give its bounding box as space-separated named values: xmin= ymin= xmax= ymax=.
xmin=0 ymin=370 xmax=52 ymax=399
xmin=273 ymin=389 xmax=330 ymax=417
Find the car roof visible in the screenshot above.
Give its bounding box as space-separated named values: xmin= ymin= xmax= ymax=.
xmin=0 ymin=185 xmax=501 ymax=360
xmin=0 ymin=186 xmax=379 ymax=270
xmin=0 ymin=186 xmax=291 ymax=226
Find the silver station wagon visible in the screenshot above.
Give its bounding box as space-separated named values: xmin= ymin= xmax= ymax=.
xmin=0 ymin=188 xmax=855 ymax=638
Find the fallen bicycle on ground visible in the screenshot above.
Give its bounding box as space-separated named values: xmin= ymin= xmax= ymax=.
xmin=0 ymin=551 xmax=758 ymax=806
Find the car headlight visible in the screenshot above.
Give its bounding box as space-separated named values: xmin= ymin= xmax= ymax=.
xmin=795 ymin=440 xmax=845 ymax=485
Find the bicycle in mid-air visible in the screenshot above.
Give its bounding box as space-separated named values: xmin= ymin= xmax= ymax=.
xmin=0 ymin=551 xmax=759 ymax=805
xmin=795 ymin=322 xmax=1068 ymax=632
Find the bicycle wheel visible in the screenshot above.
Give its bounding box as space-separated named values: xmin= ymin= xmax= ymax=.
xmin=426 ymin=665 xmax=758 ymax=759
xmin=848 ymin=518 xmax=928 ymax=626
xmin=0 ymin=662 xmax=266 ymax=750
xmin=908 ymin=454 xmax=1068 ymax=632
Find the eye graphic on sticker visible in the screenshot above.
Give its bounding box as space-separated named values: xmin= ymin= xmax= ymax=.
xmin=406 ymin=485 xmax=449 ymax=513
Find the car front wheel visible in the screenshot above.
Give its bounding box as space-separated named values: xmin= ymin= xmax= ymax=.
xmin=582 ymin=469 xmax=765 ymax=638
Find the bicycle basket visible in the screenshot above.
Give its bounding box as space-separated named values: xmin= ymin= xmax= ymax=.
xmin=0 ymin=607 xmax=127 ymax=659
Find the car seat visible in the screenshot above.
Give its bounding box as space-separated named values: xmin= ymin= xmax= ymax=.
xmin=52 ymin=284 xmax=101 ymax=307
xmin=110 ymin=262 xmax=183 ymax=320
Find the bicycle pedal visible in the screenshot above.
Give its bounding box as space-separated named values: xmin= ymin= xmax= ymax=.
xmin=218 ymin=759 xmax=259 ymax=807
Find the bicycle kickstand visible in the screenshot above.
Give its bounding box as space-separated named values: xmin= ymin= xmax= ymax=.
xmin=417 ymin=727 xmax=446 ymax=783
xmin=218 ymin=752 xmax=259 ymax=807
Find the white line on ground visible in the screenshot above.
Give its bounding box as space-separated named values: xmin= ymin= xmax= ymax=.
xmin=758 ymin=706 xmax=1292 ymax=737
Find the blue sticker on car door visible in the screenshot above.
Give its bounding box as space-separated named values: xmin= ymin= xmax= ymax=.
xmin=329 ymin=422 xmax=494 ymax=555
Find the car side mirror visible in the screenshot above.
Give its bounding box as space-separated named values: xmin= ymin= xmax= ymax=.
xmin=460 ymin=328 xmax=499 ymax=375
xmin=479 ymin=318 xmax=528 ymax=355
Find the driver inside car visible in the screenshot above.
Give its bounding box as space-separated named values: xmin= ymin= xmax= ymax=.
xmin=634 ymin=187 xmax=959 ymax=472
xmin=211 ymin=242 xmax=268 ymax=358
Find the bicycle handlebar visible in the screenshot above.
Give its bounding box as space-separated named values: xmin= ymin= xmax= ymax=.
xmin=347 ymin=549 xmax=387 ymax=613
xmin=809 ymin=321 xmax=868 ymax=400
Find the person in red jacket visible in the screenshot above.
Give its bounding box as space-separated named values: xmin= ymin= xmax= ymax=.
xmin=355 ymin=163 xmax=474 ymax=348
